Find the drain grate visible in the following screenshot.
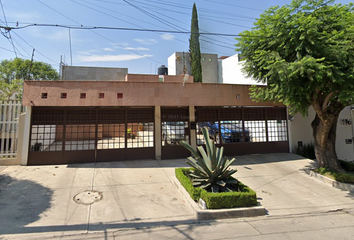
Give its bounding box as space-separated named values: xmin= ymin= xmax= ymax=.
xmin=74 ymin=190 xmax=102 ymax=205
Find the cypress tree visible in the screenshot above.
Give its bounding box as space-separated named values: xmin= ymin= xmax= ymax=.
xmin=189 ymin=3 xmax=202 ymax=82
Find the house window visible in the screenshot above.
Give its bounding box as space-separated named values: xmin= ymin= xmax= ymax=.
xmin=99 ymin=93 xmax=105 ymax=99
xmin=61 ymin=93 xmax=67 ymax=99
xmin=202 ymin=57 xmax=205 ymax=61
xmin=209 ymin=58 xmax=212 ymax=61
xmin=236 ymin=94 xmax=241 ymax=99
xmin=117 ymin=93 xmax=123 ymax=99
xmin=80 ymin=93 xmax=86 ymax=99
xmin=41 ymin=93 xmax=48 ymax=99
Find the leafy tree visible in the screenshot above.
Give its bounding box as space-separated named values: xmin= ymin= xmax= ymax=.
xmin=236 ymin=0 xmax=354 ymax=172
xmin=189 ymin=3 xmax=202 ymax=82
xmin=0 ymin=58 xmax=59 ymax=100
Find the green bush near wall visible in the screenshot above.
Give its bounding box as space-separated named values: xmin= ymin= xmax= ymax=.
xmin=175 ymin=168 xmax=257 ymax=209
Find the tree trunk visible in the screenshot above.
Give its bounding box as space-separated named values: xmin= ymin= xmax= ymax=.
xmin=311 ymin=114 xmax=342 ymax=172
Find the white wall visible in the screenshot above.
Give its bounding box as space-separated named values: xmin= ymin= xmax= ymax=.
xmin=336 ymin=107 xmax=354 ymax=161
xmin=289 ymin=106 xmax=354 ymax=161
xmin=218 ymin=54 xmax=266 ymax=85
xmin=168 ymin=52 xmax=177 ymax=76
xmin=289 ymin=107 xmax=315 ymax=151
xmin=167 ymin=52 xmax=219 ymax=83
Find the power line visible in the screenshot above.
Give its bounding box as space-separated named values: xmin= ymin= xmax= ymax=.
xmin=122 ymin=0 xmax=237 ymax=50
xmin=129 ymin=0 xmax=257 ymax=21
xmin=0 ymin=0 xmax=17 ymax=58
xmin=11 ymin=31 xmax=59 ymax=65
xmin=1 ymin=23 xmax=264 ymax=37
xmin=0 ymin=45 xmax=28 ymax=58
xmin=202 ymin=0 xmax=263 ymax=12
xmin=36 ymin=0 xmax=163 ymax=65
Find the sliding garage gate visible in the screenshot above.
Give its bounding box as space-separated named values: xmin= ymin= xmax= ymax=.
xmin=28 ymin=106 xmax=289 ymax=165
xmin=28 ymin=107 xmax=155 ymax=165
xmin=195 ymin=106 xmax=289 ymax=156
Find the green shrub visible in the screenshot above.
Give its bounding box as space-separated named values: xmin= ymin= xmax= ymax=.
xmin=315 ymin=167 xmax=354 ymax=184
xmin=339 ymin=160 xmax=354 ymax=172
xmin=175 ymin=167 xmax=257 ymax=209
xmin=175 ymin=168 xmax=201 ymax=201
xmin=292 ymin=142 xmax=316 ymax=159
xmin=200 ymin=183 xmax=257 ymax=209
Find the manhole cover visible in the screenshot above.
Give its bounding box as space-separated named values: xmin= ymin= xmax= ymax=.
xmin=74 ymin=190 xmax=102 ymax=205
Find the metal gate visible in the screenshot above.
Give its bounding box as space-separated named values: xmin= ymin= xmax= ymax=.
xmin=28 ymin=107 xmax=155 ymax=165
xmin=0 ymin=100 xmax=22 ymax=159
xmin=161 ymin=107 xmax=190 ymax=159
xmin=195 ymin=106 xmax=289 ymax=156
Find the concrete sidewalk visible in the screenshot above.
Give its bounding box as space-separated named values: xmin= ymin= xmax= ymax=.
xmin=0 ymin=153 xmax=354 ymax=239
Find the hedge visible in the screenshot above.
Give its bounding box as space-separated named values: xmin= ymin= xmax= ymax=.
xmin=175 ymin=167 xmax=201 ymax=201
xmin=316 ymin=167 xmax=354 ymax=184
xmin=175 ymin=167 xmax=257 ymax=209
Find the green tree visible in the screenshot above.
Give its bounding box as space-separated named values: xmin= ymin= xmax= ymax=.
xmin=236 ymin=0 xmax=354 ymax=172
xmin=0 ymin=58 xmax=59 ymax=100
xmin=189 ymin=3 xmax=202 ymax=83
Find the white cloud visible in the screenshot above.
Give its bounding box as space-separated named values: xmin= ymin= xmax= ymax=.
xmin=109 ymin=42 xmax=129 ymax=47
xmin=78 ymin=50 xmax=99 ymax=55
xmin=103 ymin=48 xmax=115 ymax=52
xmin=133 ymin=38 xmax=157 ymax=45
xmin=124 ymin=47 xmax=150 ymax=51
xmin=161 ymin=33 xmax=175 ymax=41
xmin=78 ymin=54 xmax=153 ymax=62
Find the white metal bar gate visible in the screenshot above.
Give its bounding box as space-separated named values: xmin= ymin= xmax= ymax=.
xmin=0 ymin=100 xmax=22 ymax=159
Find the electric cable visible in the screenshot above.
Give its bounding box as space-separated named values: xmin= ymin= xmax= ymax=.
xmin=0 ymin=0 xmax=17 ymax=58
xmin=1 ymin=23 xmax=264 ymax=38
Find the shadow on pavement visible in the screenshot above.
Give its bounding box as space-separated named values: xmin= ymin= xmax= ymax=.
xmin=0 ymin=174 xmax=53 ymax=235
xmin=64 ymin=153 xmax=313 ymax=169
xmin=0 ymin=218 xmax=208 ymax=236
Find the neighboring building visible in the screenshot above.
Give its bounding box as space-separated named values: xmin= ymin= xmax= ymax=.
xmin=61 ymin=66 xmax=128 ymax=81
xmin=168 ymin=52 xmax=219 ymax=83
xmin=218 ymin=54 xmax=266 ymax=85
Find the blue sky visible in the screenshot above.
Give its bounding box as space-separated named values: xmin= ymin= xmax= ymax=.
xmin=0 ymin=0 xmax=352 ymax=74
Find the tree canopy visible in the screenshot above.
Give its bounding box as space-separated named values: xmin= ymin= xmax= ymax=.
xmin=0 ymin=58 xmax=59 ymax=101
xmin=189 ymin=3 xmax=202 ymax=83
xmin=0 ymin=58 xmax=59 ymax=83
xmin=236 ymin=0 xmax=354 ymax=171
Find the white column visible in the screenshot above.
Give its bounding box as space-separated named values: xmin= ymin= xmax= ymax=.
xmin=18 ymin=106 xmax=32 ymax=165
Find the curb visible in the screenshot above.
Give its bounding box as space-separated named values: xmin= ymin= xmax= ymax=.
xmin=171 ymin=176 xmax=267 ymax=220
xmin=306 ymin=169 xmax=354 ymax=192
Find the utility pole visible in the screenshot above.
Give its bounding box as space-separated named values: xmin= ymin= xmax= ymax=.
xmin=27 ymin=48 xmax=35 ymax=80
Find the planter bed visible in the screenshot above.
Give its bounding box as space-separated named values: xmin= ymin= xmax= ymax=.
xmin=175 ymin=167 xmax=258 ymax=209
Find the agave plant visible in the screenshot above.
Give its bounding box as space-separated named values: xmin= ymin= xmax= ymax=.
xmin=179 ymin=127 xmax=238 ymax=193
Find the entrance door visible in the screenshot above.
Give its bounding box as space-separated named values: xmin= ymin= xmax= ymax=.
xmin=161 ymin=107 xmax=191 ymax=159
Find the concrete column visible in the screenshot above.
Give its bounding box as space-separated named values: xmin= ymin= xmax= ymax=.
xmin=17 ymin=106 xmax=32 ymax=166
xmin=189 ymin=105 xmax=197 ymax=150
xmin=155 ymin=106 xmax=161 ymax=160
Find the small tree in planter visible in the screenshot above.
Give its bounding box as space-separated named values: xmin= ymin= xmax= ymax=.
xmin=179 ymin=127 xmax=239 ymax=193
